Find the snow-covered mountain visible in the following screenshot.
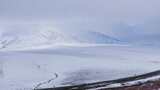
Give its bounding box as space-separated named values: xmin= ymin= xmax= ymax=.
xmin=0 ymin=26 xmax=75 ymax=50
xmin=73 ymin=31 xmax=121 ymax=44
xmin=0 ymin=24 xmax=122 ymax=50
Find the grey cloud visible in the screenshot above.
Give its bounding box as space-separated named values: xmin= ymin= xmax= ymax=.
xmin=0 ymin=0 xmax=160 ymax=19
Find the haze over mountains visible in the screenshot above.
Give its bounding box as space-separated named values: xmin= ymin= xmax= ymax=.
xmin=0 ymin=0 xmax=160 ymax=49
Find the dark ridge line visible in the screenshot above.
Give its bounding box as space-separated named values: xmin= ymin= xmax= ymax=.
xmin=35 ymin=70 xmax=160 ymax=90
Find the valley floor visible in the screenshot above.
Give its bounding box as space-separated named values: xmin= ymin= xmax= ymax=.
xmin=0 ymin=45 xmax=160 ymax=90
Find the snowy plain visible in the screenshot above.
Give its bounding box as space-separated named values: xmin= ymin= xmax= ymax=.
xmin=1 ymin=0 xmax=160 ymax=89
xmin=0 ymin=24 xmax=160 ymax=90
xmin=1 ymin=44 xmax=160 ymax=90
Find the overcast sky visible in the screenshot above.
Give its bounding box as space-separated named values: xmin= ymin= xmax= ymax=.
xmin=0 ymin=0 xmax=160 ymax=43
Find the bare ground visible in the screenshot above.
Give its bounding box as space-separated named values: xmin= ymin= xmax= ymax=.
xmin=105 ymin=79 xmax=160 ymax=90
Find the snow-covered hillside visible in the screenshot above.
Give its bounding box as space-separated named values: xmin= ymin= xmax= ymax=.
xmin=0 ymin=24 xmax=160 ymax=90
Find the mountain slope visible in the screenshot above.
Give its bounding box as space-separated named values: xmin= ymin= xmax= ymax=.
xmin=0 ymin=25 xmax=76 ymax=50
xmin=0 ymin=24 xmax=122 ymax=50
